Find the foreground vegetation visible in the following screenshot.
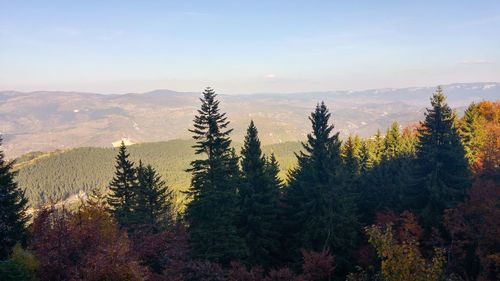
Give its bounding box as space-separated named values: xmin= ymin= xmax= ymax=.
xmin=0 ymin=87 xmax=498 ymax=280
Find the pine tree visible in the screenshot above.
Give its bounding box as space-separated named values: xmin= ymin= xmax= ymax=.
xmin=458 ymin=102 xmax=485 ymax=165
xmin=0 ymin=137 xmax=29 ymax=259
xmin=265 ymin=153 xmax=284 ymax=190
xmin=359 ymin=140 xmax=376 ymax=174
xmin=135 ymin=161 xmax=174 ymax=233
xmin=107 ymin=141 xmax=138 ymax=228
xmin=343 ymin=135 xmax=362 ymax=179
xmin=373 ymin=129 xmax=384 ymax=163
xmin=359 ymin=125 xmax=413 ymax=224
xmin=185 ymin=87 xmax=246 ymax=264
xmin=283 ymin=102 xmax=358 ymax=272
xmin=382 ymin=122 xmax=402 ymax=160
xmin=238 ymin=120 xmax=281 ymax=267
xmin=409 ymin=87 xmax=471 ymax=228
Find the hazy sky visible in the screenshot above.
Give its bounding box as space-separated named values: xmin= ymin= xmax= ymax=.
xmin=1 ymin=0 xmax=499 ymax=94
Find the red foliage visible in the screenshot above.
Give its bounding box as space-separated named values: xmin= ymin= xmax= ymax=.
xmin=145 ymin=224 xmax=190 ymax=281
xmin=444 ymin=179 xmax=500 ymax=281
xmin=266 ymin=267 xmax=305 ymax=281
xmin=375 ymin=210 xmax=423 ymax=242
xmin=301 ymin=250 xmax=335 ymax=281
xmin=227 ymin=262 xmax=265 ymax=281
xmin=182 ymin=261 xmax=225 ymax=281
xmin=225 ymin=250 xmax=334 ymax=281
xmin=29 ymin=205 xmax=147 ymax=281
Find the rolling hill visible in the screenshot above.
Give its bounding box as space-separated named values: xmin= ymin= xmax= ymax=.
xmin=2 ymin=82 xmax=499 ymax=158
xmin=14 ymin=139 xmax=302 ymax=207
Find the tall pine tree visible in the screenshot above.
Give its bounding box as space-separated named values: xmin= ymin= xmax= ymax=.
xmin=185 ymin=87 xmax=246 ymax=264
xmin=343 ymin=134 xmax=362 ymax=180
xmin=265 ymin=153 xmax=284 ymax=191
xmin=359 ymin=140 xmax=376 ymax=174
xmin=382 ymin=122 xmax=402 ymax=160
xmin=409 ymin=87 xmax=471 ymax=228
xmin=238 ymin=120 xmax=281 ymax=268
xmin=458 ymin=102 xmax=485 ymax=165
xmin=107 ymin=141 xmax=138 ymax=228
xmin=283 ymin=102 xmax=358 ymax=272
xmin=135 ymin=161 xmax=174 ymax=233
xmin=359 ymin=124 xmax=413 ymax=224
xmin=0 ymin=137 xmax=29 ymax=259
xmin=373 ymin=129 xmax=384 ymax=163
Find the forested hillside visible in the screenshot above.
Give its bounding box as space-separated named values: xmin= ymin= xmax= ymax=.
xmin=14 ymin=140 xmax=301 ymax=207
xmin=1 ymin=88 xmax=499 ymax=281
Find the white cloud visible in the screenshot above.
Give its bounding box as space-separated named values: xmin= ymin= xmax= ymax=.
xmin=265 ymin=74 xmax=276 ymax=79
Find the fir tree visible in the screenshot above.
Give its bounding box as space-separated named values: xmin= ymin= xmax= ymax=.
xmin=401 ymin=126 xmax=417 ymax=156
xmin=359 ymin=125 xmax=413 ymax=224
xmin=409 ymin=87 xmax=471 ymax=228
xmin=107 ymin=141 xmax=138 ymax=228
xmin=283 ymin=102 xmax=358 ymax=272
xmin=135 ymin=161 xmax=174 ymax=233
xmin=238 ymin=120 xmax=281 ymax=268
xmin=265 ymin=153 xmax=284 ymax=190
xmin=359 ymin=140 xmax=376 ymax=174
xmin=458 ymin=102 xmax=485 ymax=165
xmin=343 ymin=135 xmax=362 ymax=179
xmin=373 ymin=129 xmax=384 ymax=163
xmin=382 ymin=122 xmax=402 ymax=160
xmin=0 ymin=137 xmax=29 ymax=259
xmin=185 ymin=87 xmax=246 ymax=264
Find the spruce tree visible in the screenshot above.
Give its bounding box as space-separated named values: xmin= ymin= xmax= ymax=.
xmin=265 ymin=153 xmax=284 ymax=190
xmin=409 ymin=87 xmax=471 ymax=228
xmin=283 ymin=102 xmax=358 ymax=272
xmin=382 ymin=122 xmax=402 ymax=160
xmin=135 ymin=161 xmax=174 ymax=233
xmin=359 ymin=125 xmax=413 ymax=224
xmin=107 ymin=141 xmax=138 ymax=228
xmin=343 ymin=135 xmax=362 ymax=179
xmin=373 ymin=129 xmax=384 ymax=163
xmin=0 ymin=137 xmax=29 ymax=259
xmin=380 ymin=123 xmax=412 ymax=213
xmin=458 ymin=102 xmax=485 ymax=165
xmin=359 ymin=140 xmax=376 ymax=174
xmin=185 ymin=87 xmax=246 ymax=264
xmin=238 ymin=120 xmax=281 ymax=268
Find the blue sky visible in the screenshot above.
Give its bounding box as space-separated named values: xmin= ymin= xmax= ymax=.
xmin=1 ymin=0 xmax=499 ymax=94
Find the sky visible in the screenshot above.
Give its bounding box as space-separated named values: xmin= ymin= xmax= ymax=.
xmin=1 ymin=0 xmax=499 ymax=94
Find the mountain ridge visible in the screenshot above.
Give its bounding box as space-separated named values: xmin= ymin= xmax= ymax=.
xmin=1 ymin=82 xmax=499 ymax=158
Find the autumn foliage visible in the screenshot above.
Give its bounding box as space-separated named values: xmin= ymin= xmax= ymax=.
xmin=444 ymin=179 xmax=500 ymax=281
xmin=29 ymin=204 xmax=146 ymax=281
xmin=366 ymin=215 xmax=445 ymax=281
xmin=1 ymin=91 xmax=498 ymax=281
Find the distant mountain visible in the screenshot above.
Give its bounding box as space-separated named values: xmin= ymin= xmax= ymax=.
xmin=1 ymin=82 xmax=499 ymax=158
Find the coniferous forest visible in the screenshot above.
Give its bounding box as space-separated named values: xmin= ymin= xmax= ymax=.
xmin=1 ymin=87 xmax=499 ymax=281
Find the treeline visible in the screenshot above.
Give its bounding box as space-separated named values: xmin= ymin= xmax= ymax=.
xmin=15 ymin=139 xmax=301 ymax=207
xmin=0 ymin=87 xmax=499 ymax=281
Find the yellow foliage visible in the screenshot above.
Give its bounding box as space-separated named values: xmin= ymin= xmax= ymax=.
xmin=366 ymin=225 xmax=445 ymax=281
xmin=10 ymin=243 xmax=39 ymax=274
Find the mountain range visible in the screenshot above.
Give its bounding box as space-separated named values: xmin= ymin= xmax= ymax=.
xmin=2 ymin=82 xmax=499 ymax=158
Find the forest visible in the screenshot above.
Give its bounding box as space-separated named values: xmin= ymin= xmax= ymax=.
xmin=0 ymin=87 xmax=499 ymax=281
xmin=14 ymin=139 xmax=301 ymax=208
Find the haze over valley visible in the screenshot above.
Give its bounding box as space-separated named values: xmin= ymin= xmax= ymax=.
xmin=2 ymin=82 xmax=498 ymax=158
xmin=1 ymin=1 xmax=499 ymax=280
